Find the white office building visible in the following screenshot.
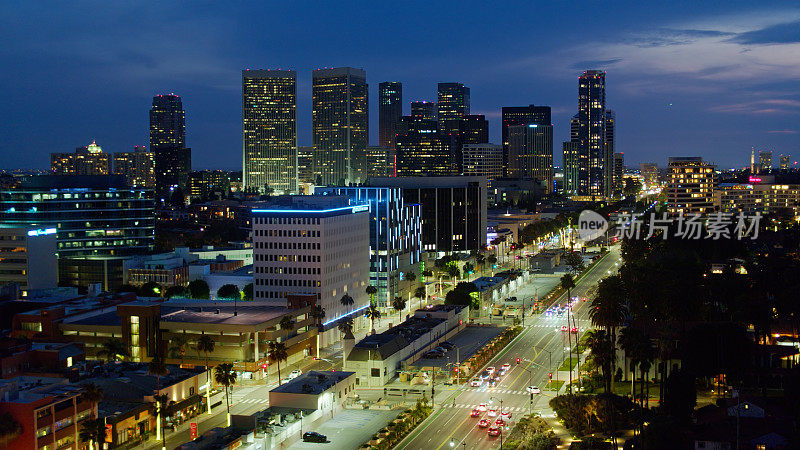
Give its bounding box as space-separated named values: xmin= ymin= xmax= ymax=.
xmin=252 ymin=196 xmax=370 ymax=347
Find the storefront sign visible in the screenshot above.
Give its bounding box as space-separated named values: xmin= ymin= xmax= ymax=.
xmin=190 ymin=422 xmax=197 ymax=440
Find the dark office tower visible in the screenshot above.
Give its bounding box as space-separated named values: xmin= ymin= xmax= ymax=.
xmin=242 ymin=69 xmax=298 ymax=194
xmin=411 ymin=101 xmax=437 ymax=121
xmin=508 ymin=124 xmax=554 ymax=193
xmin=437 ymin=82 xmax=470 ymax=123
xmin=501 ymin=105 xmax=551 ymax=175
xmin=575 ymin=70 xmax=607 ymax=197
xmin=459 ymin=115 xmax=489 ymax=145
xmin=604 ymin=110 xmax=616 ymax=196
xmin=150 ymin=94 xmax=190 ymax=199
xmin=378 ymin=82 xmax=402 ymax=149
xmin=395 ymin=116 xmax=450 ymax=176
xmin=563 ymin=115 xmax=587 ymax=196
xmin=613 ymin=152 xmax=624 ymax=197
xmin=312 ymin=67 xmax=368 ymax=186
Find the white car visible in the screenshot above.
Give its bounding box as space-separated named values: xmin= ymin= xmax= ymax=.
xmin=477 ymin=403 xmax=487 ymax=412
xmin=289 ymin=370 xmax=302 ymax=379
xmin=486 ymin=366 xmax=496 ymax=374
xmin=501 ymin=363 xmax=511 ymax=372
xmin=526 ymin=386 xmax=541 ymax=394
xmin=487 ymin=408 xmax=498 ymax=417
xmin=470 ymin=379 xmax=482 ymax=387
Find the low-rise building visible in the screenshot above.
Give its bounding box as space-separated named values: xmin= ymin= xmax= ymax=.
xmin=714 ymin=182 xmax=800 ymax=217
xmin=269 ymin=370 xmax=356 ymax=412
xmin=0 ymin=341 xmax=85 ymax=379
xmin=0 ymin=226 xmax=58 ymax=298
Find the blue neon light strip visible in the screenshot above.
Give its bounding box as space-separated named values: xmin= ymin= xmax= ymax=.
xmin=322 ymin=303 xmax=370 ymax=326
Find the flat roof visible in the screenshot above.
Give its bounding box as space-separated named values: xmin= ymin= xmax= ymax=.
xmin=65 ymin=310 xmax=121 ymax=327
xmin=270 ymin=370 xmax=354 ymax=395
xmin=160 ymin=305 xmax=290 ymax=326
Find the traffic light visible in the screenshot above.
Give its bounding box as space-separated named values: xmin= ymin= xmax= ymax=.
xmin=548 ymin=372 xmax=553 ymax=380
xmin=516 ymin=358 xmax=521 ymax=364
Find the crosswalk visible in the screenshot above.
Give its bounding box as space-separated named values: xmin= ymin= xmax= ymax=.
xmin=465 ymin=388 xmax=531 ymax=396
xmin=442 ymin=403 xmax=529 ymax=413
xmin=234 ymin=398 xmax=269 ymax=404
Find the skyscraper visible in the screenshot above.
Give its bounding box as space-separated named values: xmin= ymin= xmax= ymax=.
xmin=378 ymin=82 xmax=402 ymax=149
xmin=758 ymin=150 xmax=773 ymax=174
xmin=150 ymin=94 xmax=190 ymax=199
xmin=51 ymin=140 xmax=112 ymax=176
xmin=613 ymin=152 xmax=624 ymax=197
xmin=395 ymin=116 xmax=450 ymax=176
xmin=113 ymin=145 xmax=155 ymax=188
xmin=242 ymin=70 xmax=298 ymax=194
xmin=667 ymin=157 xmax=716 ymax=216
xmin=604 ymin=110 xmax=616 ymax=195
xmin=563 ymin=71 xmax=610 ymax=198
xmin=501 ymin=105 xmax=551 ymax=175
xmin=780 ymin=154 xmax=792 ymax=170
xmin=411 ymin=101 xmax=437 ymax=120
xmin=508 ymin=124 xmax=554 ymax=192
xmin=437 ymin=82 xmax=470 ymax=123
xmin=312 ymin=67 xmax=368 ymax=186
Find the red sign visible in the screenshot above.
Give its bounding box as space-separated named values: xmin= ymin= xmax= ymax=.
xmin=105 ymin=424 xmax=113 ymax=443
xmin=190 ymin=422 xmax=198 ymax=440
xmin=749 ymin=176 xmax=762 ymax=183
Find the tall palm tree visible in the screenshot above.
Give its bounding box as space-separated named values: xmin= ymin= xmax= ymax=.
xmin=214 ymin=363 xmax=237 ymax=422
xmin=268 ymin=341 xmax=289 ymax=384
xmin=638 ymin=336 xmax=657 ymax=409
xmin=196 ymin=334 xmax=215 ymax=415
xmin=585 ymin=329 xmax=613 ymax=391
xmin=475 ymin=254 xmax=485 ymax=275
xmin=406 ymin=272 xmax=417 ymax=284
xmin=337 ymin=316 xmax=354 ymax=339
xmin=80 ymin=383 xmax=103 ymax=420
xmin=310 ymin=305 xmax=326 ymax=329
xmin=561 ymin=274 xmax=576 ymax=393
xmin=447 ymin=265 xmax=460 ymax=285
xmin=78 ymin=418 xmax=104 ymax=450
xmin=168 ymin=334 xmax=189 ymax=366
xmin=392 ymin=296 xmax=406 ymax=322
xmin=0 ymin=412 xmax=22 ymax=448
xmin=589 ymin=275 xmax=627 ymax=393
xmin=97 ymin=338 xmax=129 ymax=362
xmin=279 ymin=315 xmax=295 ymax=334
xmin=148 ymin=354 xmax=169 ymax=392
xmin=366 ymin=304 xmax=381 ymax=334
xmin=414 ymin=286 xmax=426 ymax=305
xmin=618 ymin=326 xmax=646 ymax=404
xmin=463 ymin=262 xmax=474 ymax=281
xmin=150 ymin=393 xmax=171 ymax=449
xmin=340 ymin=293 xmax=354 ymax=312
xmin=366 ymin=285 xmax=378 ymax=305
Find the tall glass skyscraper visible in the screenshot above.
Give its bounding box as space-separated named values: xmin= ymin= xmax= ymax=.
xmin=508 ymin=124 xmax=554 ymax=192
xmin=242 ymin=69 xmax=298 ymax=194
xmin=437 ymin=82 xmax=470 ymax=123
xmin=312 ymin=67 xmax=368 ymax=186
xmin=501 ymin=105 xmax=551 ymax=176
xmin=150 ymin=94 xmax=190 ymax=199
xmin=563 ymin=71 xmax=609 ymax=198
xmin=378 ymin=82 xmax=402 ymax=149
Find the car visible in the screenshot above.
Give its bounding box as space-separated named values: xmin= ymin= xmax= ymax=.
xmin=440 ymin=342 xmax=456 ymax=350
xmin=470 ymin=408 xmax=481 ymax=417
xmin=527 ymin=386 xmax=541 ymax=394
xmin=487 ymin=408 xmax=498 ymax=417
xmin=280 ymin=377 xmax=292 ymax=384
xmin=479 ymin=371 xmax=491 ymax=380
xmin=289 ymin=370 xmax=302 ymax=379
xmin=571 ymin=327 xmax=579 ymax=334
xmin=477 ymin=403 xmax=487 ymax=412
xmin=501 ymin=363 xmax=511 ymax=372
xmin=470 ymin=379 xmax=482 ymax=387
xmin=486 ymin=366 xmax=496 ymax=374
xmin=495 ymin=418 xmax=506 ymax=427
xmin=501 ymin=411 xmax=513 ymax=420
xmin=434 ymin=346 xmax=447 ymax=353
xmin=302 ymin=431 xmax=328 ymax=443
xmin=487 ymin=426 xmax=501 ymax=436
xmin=487 ymin=379 xmax=497 ymax=387
xmin=478 ymin=418 xmax=490 ymax=428
xmin=561 ymin=325 xmax=568 ymax=332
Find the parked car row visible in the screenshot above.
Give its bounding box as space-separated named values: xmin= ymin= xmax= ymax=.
xmin=422 ymin=341 xmax=456 ymax=358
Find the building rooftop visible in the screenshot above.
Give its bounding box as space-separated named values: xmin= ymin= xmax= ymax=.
xmin=270 ymin=370 xmax=354 ymax=396
xmin=160 ymin=304 xmax=290 ymax=327
xmin=0 ymin=376 xmax=82 ymax=404
xmin=79 ymin=363 xmax=204 ymax=401
xmin=64 ymin=310 xmax=122 ymax=327
xmin=14 ymin=174 xmax=129 ymax=190
xmin=350 ymin=315 xmax=449 ymax=361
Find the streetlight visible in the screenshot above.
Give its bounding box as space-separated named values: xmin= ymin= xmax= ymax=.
xmin=489 ymin=396 xmax=505 ymax=449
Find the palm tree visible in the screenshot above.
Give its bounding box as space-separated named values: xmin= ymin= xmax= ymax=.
xmin=463 ymin=262 xmax=474 ymax=281
xmin=392 ymin=296 xmax=406 ymax=321
xmin=585 ymin=330 xmax=613 ymax=391
xmin=447 ymin=265 xmax=460 ymax=285
xmin=618 ymin=326 xmax=647 ymax=404
xmin=487 ymin=255 xmax=497 ymax=270
xmin=414 ymin=286 xmax=427 ymax=305
xmin=150 ymin=393 xmax=171 ymax=449
xmin=215 ymin=363 xmax=237 ymax=421
xmin=97 ymin=338 xmax=129 ymax=362
xmin=310 ymin=305 xmax=326 ymax=329
xmin=80 ymin=383 xmax=103 ymax=420
xmin=475 ymin=254 xmax=485 ymax=275
xmin=589 ymin=275 xmax=627 ymax=393
xmin=196 ymin=334 xmax=215 ymax=414
xmin=148 ymin=354 xmax=169 ymax=391
xmin=78 ymin=418 xmax=104 ymax=450
xmin=366 ymin=285 xmax=378 ymax=305
xmin=0 ymin=412 xmax=22 ymax=448
xmin=339 ymin=293 xmax=354 ymax=312
xmin=561 ymin=274 xmax=576 ymax=393
xmin=638 ymin=336 xmax=657 ymax=409
xmin=366 ymin=304 xmax=381 ymax=334
xmin=337 ymin=316 xmax=354 ymax=340
xmin=267 ymin=341 xmax=289 ymax=384
xmin=279 ymin=315 xmax=295 ymax=334
xmin=168 ymin=334 xmax=190 ymax=366
xmin=406 ymin=272 xmax=417 ymax=284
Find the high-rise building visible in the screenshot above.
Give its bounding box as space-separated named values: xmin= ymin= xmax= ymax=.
xmin=312 ymin=67 xmax=368 ymax=186
xmin=297 ymin=146 xmax=315 ymax=185
xmin=150 ymin=94 xmax=190 ymax=199
xmin=666 ymin=157 xmax=716 ymax=216
xmin=459 ymin=115 xmax=489 ymax=145
xmin=0 ymin=226 xmax=57 ymax=297
xmin=613 ymin=152 xmax=624 ymax=197
xmin=463 ymin=144 xmax=503 ymax=182
xmin=605 ymin=110 xmax=616 ymax=195
xmin=251 ymin=196 xmax=370 ymax=347
xmin=242 ymin=69 xmax=298 ymax=194
xmin=501 ymin=105 xmax=551 ymax=175
xmin=563 ymin=71 xmax=610 ymax=198
xmin=365 ymin=146 xmax=395 ymax=179
xmin=507 ymin=124 xmax=554 ymax=192
xmin=316 ymin=187 xmax=421 ymax=306
xmin=411 ymin=101 xmax=437 ymax=121
xmin=395 ymin=117 xmax=450 ymax=176
xmin=113 ymin=146 xmax=155 ymax=188
xmin=437 ymin=82 xmax=470 ymax=123
xmin=50 ymin=140 xmax=112 ymax=176
xmin=759 ymin=150 xmax=773 ymax=174
xmin=715 ymin=181 xmax=800 ymax=216
xmin=640 ymin=163 xmax=659 ymax=188
xmin=187 ymin=170 xmax=231 ymax=199
xmin=378 ymin=82 xmax=402 ymax=149
xmin=780 ymin=154 xmax=792 ymax=170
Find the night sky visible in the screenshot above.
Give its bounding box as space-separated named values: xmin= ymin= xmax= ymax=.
xmin=1 ymin=1 xmax=798 ymax=170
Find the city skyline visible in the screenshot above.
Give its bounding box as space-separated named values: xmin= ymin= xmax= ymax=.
xmin=1 ymin=2 xmax=798 ymax=171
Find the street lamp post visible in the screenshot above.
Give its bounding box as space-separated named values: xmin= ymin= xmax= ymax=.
xmin=490 ymin=396 xmax=505 ymax=449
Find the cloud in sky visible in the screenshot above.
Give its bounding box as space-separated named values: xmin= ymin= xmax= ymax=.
xmin=728 ymin=19 xmax=800 ymax=44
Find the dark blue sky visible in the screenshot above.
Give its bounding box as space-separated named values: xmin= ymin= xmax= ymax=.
xmin=1 ymin=1 xmax=798 ymax=170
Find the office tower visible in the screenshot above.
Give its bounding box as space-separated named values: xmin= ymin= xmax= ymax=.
xmin=411 ymin=101 xmax=437 ymax=120
xmin=150 ymin=94 xmax=190 ymax=199
xmin=395 ymin=116 xmax=450 ymax=176
xmin=0 ymin=175 xmax=154 ymax=256
xmin=187 ymin=170 xmax=231 ymax=199
xmin=507 ymin=124 xmax=554 ymax=192
xmin=641 ymin=163 xmax=658 ymax=188
xmin=370 ymin=177 xmax=487 ymax=253
xmin=605 ymin=110 xmax=616 ymax=195
xmin=242 ymin=70 xmax=298 ymax=194
xmin=378 ymin=82 xmax=402 ymax=149
xmin=780 ymin=154 xmax=791 ymax=170
xmin=50 ymin=140 xmax=112 ymax=176
xmin=312 ymin=67 xmax=368 ymax=186
xmin=113 ymin=145 xmax=155 ymax=188
xmin=316 ymin=187 xmax=421 ymax=306
xmin=459 ymin=115 xmax=489 ymax=145
xmin=462 ymin=144 xmax=503 ymax=182
xmin=666 ymin=157 xmax=716 ymax=216
xmin=297 ymin=146 xmax=315 ymax=184
xmin=501 ymin=105 xmax=551 ymax=174
xmin=437 ymin=82 xmax=470 ymax=123
xmin=252 ymin=196 xmax=370 ymax=347
xmin=365 ymin=146 xmax=395 ymax=179
xmin=613 ymin=152 xmax=624 ymax=197
xmin=758 ymin=150 xmax=773 ymax=174
xmin=715 ymin=182 xmax=800 ymax=214
xmin=0 ymin=227 xmax=57 ymax=297
xmin=563 ymin=71 xmax=609 ymax=198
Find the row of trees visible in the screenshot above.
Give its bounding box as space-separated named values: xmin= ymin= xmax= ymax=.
xmin=120 ymin=280 xmax=253 ymax=301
